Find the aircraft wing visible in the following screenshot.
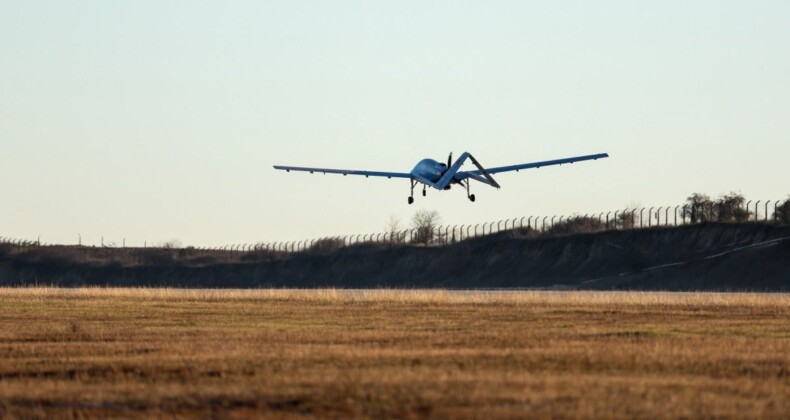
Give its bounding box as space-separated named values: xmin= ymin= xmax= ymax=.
xmin=459 ymin=153 xmax=609 ymax=177
xmin=273 ymin=165 xmax=412 ymax=179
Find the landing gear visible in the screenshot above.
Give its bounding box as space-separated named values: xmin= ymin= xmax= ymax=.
xmin=465 ymin=180 xmax=476 ymax=203
xmin=408 ymin=179 xmax=417 ymax=205
xmin=422 ymin=185 xmax=427 ymax=197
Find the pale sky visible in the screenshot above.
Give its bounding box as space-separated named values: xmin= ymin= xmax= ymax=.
xmin=1 ymin=1 xmax=788 ymax=247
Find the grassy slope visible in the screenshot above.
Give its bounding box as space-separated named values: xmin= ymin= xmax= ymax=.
xmin=1 ymin=289 xmax=789 ymax=418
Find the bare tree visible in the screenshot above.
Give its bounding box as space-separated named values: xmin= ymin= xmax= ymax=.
xmin=411 ymin=210 xmax=441 ymax=245
xmin=385 ymin=215 xmax=403 ymax=244
xmin=617 ymin=211 xmax=636 ymax=229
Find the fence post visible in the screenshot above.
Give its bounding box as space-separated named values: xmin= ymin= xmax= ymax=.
xmin=638 ymin=209 xmax=645 ymax=228
xmin=776 ymin=201 xmax=781 ymax=223
xmin=765 ymin=201 xmax=771 ymax=222
xmin=754 ymin=201 xmax=761 ymax=222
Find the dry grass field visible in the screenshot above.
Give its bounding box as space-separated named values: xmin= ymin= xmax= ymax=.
xmin=1 ymin=288 xmax=789 ymax=418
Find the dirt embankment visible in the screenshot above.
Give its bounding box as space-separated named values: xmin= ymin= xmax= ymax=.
xmin=1 ymin=223 xmax=789 ymax=290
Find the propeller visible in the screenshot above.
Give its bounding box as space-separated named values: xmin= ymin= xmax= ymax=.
xmin=447 ymin=152 xmax=453 ymax=168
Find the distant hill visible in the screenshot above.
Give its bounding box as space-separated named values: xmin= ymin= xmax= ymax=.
xmin=1 ymin=223 xmax=789 ymax=291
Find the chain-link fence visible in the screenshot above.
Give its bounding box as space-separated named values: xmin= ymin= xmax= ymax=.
xmin=2 ymin=198 xmax=788 ymax=255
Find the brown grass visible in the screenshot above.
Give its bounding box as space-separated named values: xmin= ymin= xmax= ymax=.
xmin=1 ymin=288 xmax=789 ymax=418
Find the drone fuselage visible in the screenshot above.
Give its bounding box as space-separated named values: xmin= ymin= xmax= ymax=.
xmin=410 ymin=159 xmax=449 ymax=184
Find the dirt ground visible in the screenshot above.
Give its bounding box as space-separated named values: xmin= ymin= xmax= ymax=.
xmin=0 ymin=289 xmax=788 ymax=418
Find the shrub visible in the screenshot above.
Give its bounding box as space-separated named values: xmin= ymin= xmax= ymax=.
xmin=775 ymin=198 xmax=790 ymax=224
xmin=715 ymin=192 xmax=750 ymax=222
xmin=309 ymin=237 xmax=345 ymax=254
xmin=546 ymin=216 xmax=606 ymax=236
xmin=682 ymin=193 xmax=714 ymax=223
xmin=681 ymin=192 xmax=751 ymax=223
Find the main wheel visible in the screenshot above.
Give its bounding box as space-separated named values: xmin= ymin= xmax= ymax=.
xmin=408 ymin=196 xmax=414 ymax=205
xmin=469 ymin=194 xmax=476 ymax=202
xmin=422 ymin=190 xmax=426 ymax=197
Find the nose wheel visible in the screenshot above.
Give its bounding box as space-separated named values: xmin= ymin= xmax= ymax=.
xmin=468 ymin=194 xmax=476 ymax=202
